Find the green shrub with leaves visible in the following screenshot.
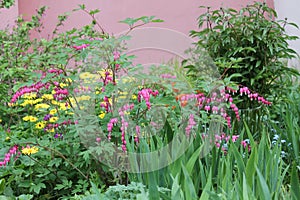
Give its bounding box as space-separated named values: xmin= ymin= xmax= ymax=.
xmin=0 ymin=0 xmax=15 ymax=9
xmin=190 ymin=2 xmax=299 ymax=105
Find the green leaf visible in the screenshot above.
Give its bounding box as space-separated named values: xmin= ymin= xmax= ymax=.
xmin=245 ymin=146 xmax=257 ymax=186
xmin=181 ymin=164 xmax=197 ymax=200
xmin=291 ymin=162 xmax=300 ymax=200
xmin=171 ymin=175 xmax=183 ymax=199
xmin=151 ymin=19 xmax=164 ymax=23
xmin=119 ymin=18 xmax=136 ymax=26
xmin=256 ymin=167 xmax=271 ymax=200
xmin=231 ymin=143 xmax=245 ymax=175
xmin=148 ymin=171 xmax=159 ymax=200
xmin=185 ymin=146 xmax=201 ymax=174
xmin=199 ymin=169 xmax=212 ymax=200
xmin=242 ymin=173 xmax=249 ymax=200
xmin=89 ymin=9 xmax=100 ymax=15
xmin=16 ymin=194 xmax=34 ymax=200
xmin=0 ymin=179 xmax=5 ymax=194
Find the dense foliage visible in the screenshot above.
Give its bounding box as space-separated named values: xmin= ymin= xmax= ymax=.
xmin=0 ymin=2 xmax=299 ymax=200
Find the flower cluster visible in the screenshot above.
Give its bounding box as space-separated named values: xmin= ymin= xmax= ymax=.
xmin=227 ymin=86 xmax=272 ymax=106
xmin=135 ymin=125 xmax=141 ymax=143
xmin=113 ymin=51 xmax=121 ymax=71
xmin=175 ymin=84 xmax=272 ymax=128
xmin=53 ymin=87 xmax=69 ymax=101
xmin=185 ymin=114 xmax=196 ymax=137
xmin=0 ymin=145 xmax=19 ymax=167
xmin=21 ymin=145 xmax=39 ymax=155
xmin=72 ymin=44 xmax=90 ymax=51
xmin=241 ymin=139 xmax=251 ymax=152
xmin=11 ymin=82 xmax=49 ymax=103
xmin=107 ymin=118 xmax=118 ymax=140
xmin=118 ymin=104 xmax=134 ymax=152
xmin=138 ymin=88 xmax=159 ymax=110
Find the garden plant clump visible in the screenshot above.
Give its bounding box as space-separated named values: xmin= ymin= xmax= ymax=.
xmin=0 ymin=1 xmax=300 ymax=199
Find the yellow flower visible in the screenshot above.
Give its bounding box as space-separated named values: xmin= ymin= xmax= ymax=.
xmin=47 ymin=128 xmax=55 ymax=133
xmin=8 ymin=103 xmax=15 ymax=107
xmin=59 ymin=103 xmax=70 ymax=111
xmin=97 ymin=69 xmax=112 ymax=77
xmin=23 ymin=93 xmax=36 ymax=99
xmin=49 ymin=117 xmax=58 ymax=123
xmin=29 ymin=116 xmax=38 ymax=122
xmin=66 ymin=78 xmax=73 ymax=83
xmin=98 ymin=112 xmax=105 ymax=119
xmin=35 ymin=103 xmax=50 ymax=110
xmin=42 ymin=94 xmax=54 ymax=100
xmin=5 ymin=136 xmax=10 ymax=141
xmin=51 ymin=100 xmax=59 ymax=105
xmin=80 ymin=72 xmax=94 ymax=79
xmin=23 ymin=116 xmax=31 ymax=121
xmin=49 ymin=109 xmax=57 ymax=115
xmin=132 ymin=95 xmax=137 ymax=100
xmin=60 ymin=83 xmax=68 ymax=88
xmin=35 ymin=122 xmax=46 ymax=129
xmin=20 ymin=102 xmax=27 ymax=107
xmin=65 ymin=111 xmax=74 ymax=115
xmin=0 ymin=118 xmax=2 ymax=123
xmin=69 ymin=98 xmax=76 ymax=105
xmin=22 ymin=146 xmax=39 ymax=155
xmin=118 ymin=91 xmax=128 ymax=99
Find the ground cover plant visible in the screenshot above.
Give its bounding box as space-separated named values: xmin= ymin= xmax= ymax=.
xmin=0 ymin=1 xmax=299 ymax=199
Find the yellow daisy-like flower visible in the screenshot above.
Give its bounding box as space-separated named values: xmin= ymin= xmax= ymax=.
xmin=132 ymin=95 xmax=137 ymax=100
xmin=51 ymin=100 xmax=59 ymax=105
xmin=59 ymin=103 xmax=70 ymax=111
xmin=23 ymin=93 xmax=37 ymax=99
xmin=23 ymin=116 xmax=31 ymax=121
xmin=29 ymin=116 xmax=38 ymax=122
xmin=97 ymin=69 xmax=112 ymax=77
xmin=66 ymin=78 xmax=73 ymax=83
xmin=20 ymin=100 xmax=32 ymax=107
xmin=35 ymin=103 xmax=50 ymax=110
xmin=20 ymin=102 xmax=27 ymax=107
xmin=69 ymin=98 xmax=76 ymax=105
xmin=65 ymin=111 xmax=74 ymax=115
xmin=22 ymin=146 xmax=39 ymax=155
xmin=98 ymin=112 xmax=105 ymax=119
xmin=77 ymin=95 xmax=91 ymax=101
xmin=47 ymin=128 xmax=55 ymax=133
xmin=42 ymin=94 xmax=54 ymax=100
xmin=35 ymin=122 xmax=46 ymax=129
xmin=49 ymin=109 xmax=57 ymax=115
xmin=118 ymin=91 xmax=128 ymax=99
xmin=8 ymin=103 xmax=15 ymax=107
xmin=59 ymin=83 xmax=68 ymax=88
xmin=49 ymin=117 xmax=58 ymax=123
xmin=80 ymin=72 xmax=94 ymax=79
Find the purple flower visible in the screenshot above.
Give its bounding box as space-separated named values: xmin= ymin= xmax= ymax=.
xmin=44 ymin=114 xmax=52 ymax=121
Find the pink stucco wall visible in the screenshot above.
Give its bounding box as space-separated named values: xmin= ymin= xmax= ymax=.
xmin=1 ymin=0 xmax=275 ymax=65
xmin=0 ymin=0 xmax=19 ymax=30
xmin=17 ymin=0 xmax=274 ymax=37
xmin=15 ymin=0 xmax=274 ymax=65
